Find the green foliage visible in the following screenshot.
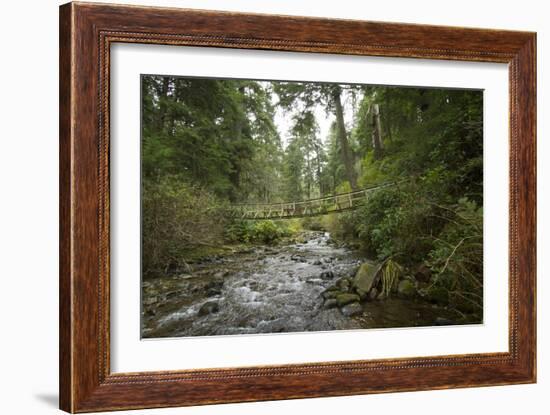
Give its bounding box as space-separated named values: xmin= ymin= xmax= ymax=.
xmin=224 ymin=220 xmax=295 ymax=245
xmin=425 ymin=198 xmax=483 ymax=316
xmin=141 ymin=76 xmax=283 ymax=202
xmin=332 ymin=86 xmax=483 ymax=316
xmin=141 ymin=176 xmax=228 ymax=276
xmin=224 ymin=220 xmax=256 ymax=244
xmin=300 ymin=216 xmax=325 ymax=231
xmin=252 ymin=220 xmax=284 ymax=244
xmin=352 ymin=184 xmax=434 ymax=262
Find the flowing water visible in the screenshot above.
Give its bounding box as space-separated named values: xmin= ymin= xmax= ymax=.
xmin=142 ymin=232 xmax=457 ymax=338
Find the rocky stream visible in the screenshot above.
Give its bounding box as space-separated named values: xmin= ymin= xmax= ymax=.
xmin=141 ymin=231 xmax=459 ymax=338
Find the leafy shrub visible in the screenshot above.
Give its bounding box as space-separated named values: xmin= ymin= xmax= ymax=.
xmin=224 ymin=220 xmax=255 ymax=243
xmin=426 ymin=198 xmax=483 ymax=316
xmin=142 ymin=176 xmax=228 ymax=276
xmin=301 ymin=216 xmax=325 ymax=231
xmin=337 ymin=178 xmax=483 ymax=318
xmin=224 ymin=219 xmax=296 ymax=244
xmin=352 ymin=183 xmax=436 ymax=263
xmin=284 ymin=219 xmax=303 ymax=235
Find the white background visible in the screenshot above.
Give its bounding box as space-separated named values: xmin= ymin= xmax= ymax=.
xmin=0 ymin=0 xmax=547 ymax=414
xmin=111 ymin=45 xmax=509 ymax=372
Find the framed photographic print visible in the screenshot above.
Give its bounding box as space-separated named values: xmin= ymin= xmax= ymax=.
xmin=59 ymin=2 xmax=536 ymax=412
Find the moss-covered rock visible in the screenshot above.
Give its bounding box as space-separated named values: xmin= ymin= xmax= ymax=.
xmin=397 ymin=279 xmax=416 ymax=298
xmin=336 ymin=277 xmax=352 ymax=292
xmin=323 ymin=299 xmax=338 ymax=309
xmin=321 ymin=289 xmax=341 ymax=300
xmin=336 ymin=293 xmax=361 ymax=307
xmin=340 ymin=302 xmax=363 ymax=316
xmin=353 ymin=262 xmax=381 ymax=293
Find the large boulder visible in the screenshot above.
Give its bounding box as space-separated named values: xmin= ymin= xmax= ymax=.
xmin=336 ymin=293 xmax=360 ymax=307
xmin=414 ymin=263 xmax=432 ymax=283
xmin=323 ymin=299 xmax=338 ymax=309
xmin=397 ymin=279 xmax=416 ymax=298
xmin=356 ymin=288 xmax=369 ymax=301
xmin=320 ymin=270 xmax=335 ymax=280
xmin=353 ymin=263 xmax=382 ymax=294
xmin=321 ymin=289 xmax=340 ymax=300
xmin=198 ymin=301 xmax=219 ymax=316
xmin=341 ymin=302 xmax=363 ymax=317
xmin=336 ymin=277 xmax=352 ymax=293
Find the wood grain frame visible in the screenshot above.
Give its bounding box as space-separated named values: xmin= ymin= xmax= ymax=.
xmin=59 ymin=2 xmax=536 ymax=412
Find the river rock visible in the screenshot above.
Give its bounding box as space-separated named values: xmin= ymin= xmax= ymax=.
xmin=214 ymin=270 xmax=229 ymax=278
xmin=239 ymin=247 xmax=255 ymax=254
xmin=312 ymin=259 xmax=322 ymax=266
xmin=177 ymin=273 xmax=194 ymax=280
xmin=143 ymin=296 xmax=158 ymax=306
xmin=336 ymin=277 xmax=353 ymax=288
xmin=320 ymin=270 xmax=335 ymax=280
xmin=356 ymin=288 xmax=369 ymax=300
xmin=307 ymin=309 xmax=363 ymax=331
xmin=414 ymin=263 xmax=432 ymax=283
xmin=205 ymin=279 xmax=224 ymax=296
xmin=340 ymin=302 xmax=363 ymax=317
xmin=336 ymin=277 xmax=352 ymax=292
xmin=353 ymin=262 xmax=382 ymax=293
xmin=336 ymin=293 xmax=360 ymax=307
xmin=198 ymin=301 xmax=219 ymax=316
xmin=323 ymin=299 xmax=338 ymax=309
xmin=207 ymin=287 xmax=223 ymax=296
xmin=397 ymin=279 xmax=416 ymax=298
xmin=166 ymin=290 xmax=183 ymax=299
xmin=321 ymin=289 xmax=340 ymax=300
xmin=369 ymin=287 xmax=378 ymax=301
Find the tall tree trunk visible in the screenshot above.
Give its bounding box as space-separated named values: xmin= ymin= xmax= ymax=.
xmin=371 ymin=103 xmax=384 ymax=159
xmin=332 ymin=87 xmax=358 ymax=190
xmin=314 ymin=143 xmax=323 ymax=196
xmin=384 ymin=93 xmax=392 ymax=141
xmin=156 ymin=77 xmax=171 ymax=132
xmin=306 ymin=155 xmax=311 ymax=199
xmin=227 ymin=85 xmax=246 ymax=202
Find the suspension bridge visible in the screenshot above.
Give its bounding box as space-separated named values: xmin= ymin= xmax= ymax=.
xmin=230 ymin=181 xmax=399 ymax=220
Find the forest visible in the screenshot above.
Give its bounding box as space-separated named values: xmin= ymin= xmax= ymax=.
xmin=141 ymin=75 xmax=484 ymax=337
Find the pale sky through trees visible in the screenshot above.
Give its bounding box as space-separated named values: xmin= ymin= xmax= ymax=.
xmin=265 ymin=82 xmax=358 ymax=149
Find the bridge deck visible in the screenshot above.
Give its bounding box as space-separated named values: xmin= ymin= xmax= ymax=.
xmin=230 ymin=182 xmax=397 ymax=220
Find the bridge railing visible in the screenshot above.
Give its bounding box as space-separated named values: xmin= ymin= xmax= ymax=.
xmin=229 ymin=180 xmax=401 ymax=219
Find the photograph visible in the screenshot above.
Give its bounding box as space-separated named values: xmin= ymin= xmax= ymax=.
xmin=140 ymin=76 xmax=484 ymax=338
xmin=1 ymin=0 xmax=543 ymax=413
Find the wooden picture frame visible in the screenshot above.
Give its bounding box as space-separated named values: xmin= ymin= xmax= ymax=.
xmin=59 ymin=2 xmax=536 ymax=412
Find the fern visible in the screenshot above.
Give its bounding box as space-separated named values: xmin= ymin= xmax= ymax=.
xmin=381 ymin=259 xmax=402 ymax=298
